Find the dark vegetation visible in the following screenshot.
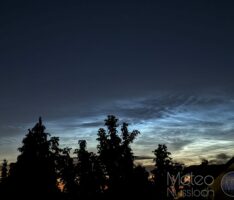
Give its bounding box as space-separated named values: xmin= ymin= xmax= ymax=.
xmin=0 ymin=116 xmax=232 ymax=199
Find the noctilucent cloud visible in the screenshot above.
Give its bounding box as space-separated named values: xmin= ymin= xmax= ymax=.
xmin=0 ymin=1 xmax=234 ymax=165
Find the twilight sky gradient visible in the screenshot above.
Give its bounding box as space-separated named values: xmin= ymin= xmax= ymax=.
xmin=0 ymin=0 xmax=234 ymax=165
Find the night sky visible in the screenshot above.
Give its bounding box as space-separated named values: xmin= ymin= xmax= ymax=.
xmin=1 ymin=0 xmax=234 ymax=165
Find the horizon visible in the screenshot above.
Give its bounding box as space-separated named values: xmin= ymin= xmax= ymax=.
xmin=1 ymin=113 xmax=234 ymax=166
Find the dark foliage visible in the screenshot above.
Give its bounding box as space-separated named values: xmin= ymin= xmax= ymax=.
xmin=0 ymin=115 xmax=228 ymax=200
xmin=1 ymin=159 xmax=8 ymax=181
xmin=96 ymin=115 xmax=140 ymax=197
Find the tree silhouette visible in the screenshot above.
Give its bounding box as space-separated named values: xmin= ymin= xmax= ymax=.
xmin=8 ymin=117 xmax=60 ymax=198
xmin=0 ymin=159 xmax=8 ymax=196
xmin=58 ymin=146 xmax=77 ymax=196
xmin=1 ymin=159 xmax=8 ymax=181
xmin=131 ymin=165 xmax=152 ymax=197
xmin=74 ymin=140 xmax=105 ymax=198
xmin=121 ymin=122 xmax=140 ymax=178
xmin=96 ymin=115 xmax=140 ymax=196
xmin=0 ymin=116 xmax=210 ymax=199
xmin=201 ymin=158 xmax=209 ymax=166
xmin=152 ymin=144 xmax=183 ymax=199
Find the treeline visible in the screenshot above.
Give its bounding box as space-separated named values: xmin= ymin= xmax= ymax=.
xmin=0 ymin=116 xmax=206 ymax=199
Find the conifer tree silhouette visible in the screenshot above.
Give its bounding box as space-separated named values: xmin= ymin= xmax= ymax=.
xmin=0 ymin=159 xmax=8 ymax=195
xmin=152 ymin=144 xmax=176 ymax=199
xmin=9 ymin=117 xmax=60 ymax=198
xmin=152 ymin=144 xmax=184 ymax=199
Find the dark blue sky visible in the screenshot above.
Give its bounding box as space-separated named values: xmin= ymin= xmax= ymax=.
xmin=1 ymin=0 xmax=234 ymax=164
